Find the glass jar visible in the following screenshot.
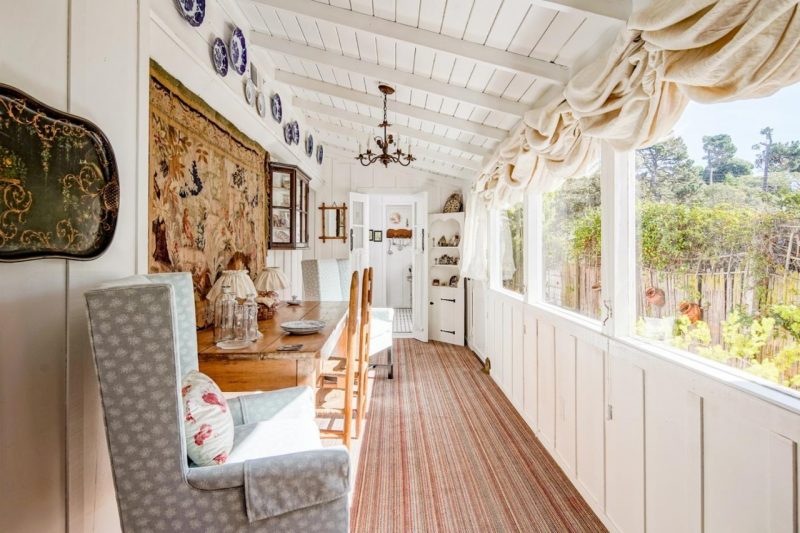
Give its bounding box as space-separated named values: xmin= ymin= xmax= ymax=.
xmin=243 ymin=293 xmax=259 ymax=342
xmin=214 ymin=286 xmax=237 ymax=348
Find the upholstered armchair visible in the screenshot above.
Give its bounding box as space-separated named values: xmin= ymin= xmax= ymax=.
xmin=85 ymin=273 xmax=350 ymax=532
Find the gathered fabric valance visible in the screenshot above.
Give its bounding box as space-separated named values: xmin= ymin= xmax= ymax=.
xmin=476 ymin=0 xmax=800 ymax=207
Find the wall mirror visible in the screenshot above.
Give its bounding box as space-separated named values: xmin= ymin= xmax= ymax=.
xmin=319 ymin=202 xmax=347 ymax=242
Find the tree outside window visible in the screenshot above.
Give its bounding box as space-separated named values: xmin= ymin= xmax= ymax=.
xmin=500 ymin=203 xmax=525 ymax=295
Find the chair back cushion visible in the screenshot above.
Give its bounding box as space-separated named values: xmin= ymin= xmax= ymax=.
xmin=302 ymin=259 xmax=353 ymax=301
xmin=145 ymin=273 xmax=198 ymax=376
xmin=182 ymin=370 xmax=234 ymax=466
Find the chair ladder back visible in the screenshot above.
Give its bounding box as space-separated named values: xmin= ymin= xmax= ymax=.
xmin=341 ymin=270 xmax=360 ymax=447
xmin=356 ymin=267 xmax=373 ymax=438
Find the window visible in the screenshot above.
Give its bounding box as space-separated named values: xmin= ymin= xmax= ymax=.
xmin=542 ymin=171 xmax=602 ymax=319
xmin=635 ymin=85 xmax=800 ymax=393
xmin=499 ymin=202 xmax=525 ymax=294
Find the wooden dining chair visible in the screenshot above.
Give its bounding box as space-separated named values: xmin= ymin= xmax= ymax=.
xmin=318 ymin=267 xmax=373 ymax=440
xmin=316 ymin=270 xmax=359 ymax=447
xmin=355 ymin=267 xmax=373 ymax=438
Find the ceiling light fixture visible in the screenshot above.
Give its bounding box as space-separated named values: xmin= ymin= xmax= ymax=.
xmin=356 ymin=84 xmax=415 ymax=168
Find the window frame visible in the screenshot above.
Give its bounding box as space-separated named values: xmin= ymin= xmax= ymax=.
xmin=490 ymin=196 xmax=528 ymax=301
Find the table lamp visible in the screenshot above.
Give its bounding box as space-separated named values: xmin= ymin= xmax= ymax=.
xmin=206 ymin=270 xmax=257 ymax=303
xmin=254 ymin=267 xmax=289 ymax=319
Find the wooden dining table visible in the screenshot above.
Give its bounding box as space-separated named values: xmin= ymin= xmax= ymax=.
xmin=197 ymin=301 xmax=349 ymax=392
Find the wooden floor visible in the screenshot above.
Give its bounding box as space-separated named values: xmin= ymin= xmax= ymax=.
xmin=350 ymin=339 xmax=606 ymax=533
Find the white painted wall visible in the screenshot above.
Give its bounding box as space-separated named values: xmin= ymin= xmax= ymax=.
xmin=0 ymin=1 xmax=326 ymax=531
xmin=470 ymin=287 xmax=800 ymax=533
xmin=306 ymin=156 xmax=466 ymax=264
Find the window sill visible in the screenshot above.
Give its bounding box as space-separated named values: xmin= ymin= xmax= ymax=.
xmin=617 ymin=335 xmax=800 ymax=416
xmin=492 ymin=285 xmax=526 ymax=302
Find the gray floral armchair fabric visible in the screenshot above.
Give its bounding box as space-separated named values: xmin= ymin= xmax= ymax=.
xmin=85 ymin=273 xmax=350 ymax=532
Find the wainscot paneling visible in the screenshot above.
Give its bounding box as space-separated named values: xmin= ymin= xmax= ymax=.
xmin=479 ymin=288 xmax=800 ymax=533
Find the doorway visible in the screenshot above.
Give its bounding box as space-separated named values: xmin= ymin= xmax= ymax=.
xmin=366 ymin=193 xmax=428 ymax=339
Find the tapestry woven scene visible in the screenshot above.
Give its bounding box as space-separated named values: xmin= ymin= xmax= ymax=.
xmin=148 ymin=62 xmax=268 ymax=327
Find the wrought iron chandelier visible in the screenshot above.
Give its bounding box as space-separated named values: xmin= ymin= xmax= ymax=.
xmin=356 ymin=84 xmax=415 ymax=168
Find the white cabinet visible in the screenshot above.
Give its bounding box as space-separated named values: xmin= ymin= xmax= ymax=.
xmin=428 ymin=213 xmax=465 ymax=345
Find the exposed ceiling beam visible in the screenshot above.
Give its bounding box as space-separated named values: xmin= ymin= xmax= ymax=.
xmin=315 ymin=130 xmax=481 ymax=171
xmin=312 ymin=123 xmax=479 ymax=177
xmin=532 ymin=0 xmax=630 ymax=21
xmin=298 ymin=99 xmax=492 ymax=158
xmin=251 ymin=33 xmax=530 ymax=116
xmin=324 ymin=143 xmax=472 ymax=181
xmin=275 ymin=71 xmax=508 ymax=141
xmin=248 ymin=0 xmax=569 ymax=84
xmin=324 ymin=145 xmax=471 ymax=186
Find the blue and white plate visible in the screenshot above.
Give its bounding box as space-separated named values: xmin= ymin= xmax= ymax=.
xmin=211 ymin=38 xmax=228 ymax=76
xmin=316 ymin=144 xmax=324 ymax=164
xmin=256 ymin=91 xmax=267 ymax=117
xmin=270 ymin=93 xmax=282 ymax=123
xmin=283 ymin=123 xmax=293 ymax=144
xmin=175 ymin=0 xmax=206 ymax=27
xmin=229 ymin=27 xmax=248 ymax=75
xmin=244 ymin=78 xmax=256 ymax=106
xmin=305 ymin=134 xmax=314 ymax=157
xmin=291 ymin=121 xmax=300 ymax=145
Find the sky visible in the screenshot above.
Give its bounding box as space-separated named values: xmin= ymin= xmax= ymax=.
xmin=671 ymin=83 xmax=800 ymax=167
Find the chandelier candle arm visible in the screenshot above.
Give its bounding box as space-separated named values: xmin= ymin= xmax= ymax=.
xmin=356 ymin=83 xmax=415 ymax=168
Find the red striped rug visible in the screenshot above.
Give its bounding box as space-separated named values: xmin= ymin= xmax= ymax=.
xmin=351 ymin=339 xmax=606 ymax=532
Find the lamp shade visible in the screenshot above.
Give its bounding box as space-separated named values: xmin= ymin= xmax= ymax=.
xmin=254 ymin=267 xmax=289 ymax=293
xmin=206 ymin=270 xmax=257 ymax=301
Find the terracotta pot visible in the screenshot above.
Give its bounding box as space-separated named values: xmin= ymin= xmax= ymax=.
xmin=678 ymin=301 xmax=703 ymax=323
xmin=645 ymin=287 xmax=665 ymax=307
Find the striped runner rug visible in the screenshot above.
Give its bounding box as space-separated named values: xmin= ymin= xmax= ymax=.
xmin=351 ymin=339 xmax=606 ymax=533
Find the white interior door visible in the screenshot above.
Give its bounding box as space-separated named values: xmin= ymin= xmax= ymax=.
xmin=349 ymin=192 xmax=370 ymax=273
xmin=412 ymin=192 xmax=428 ymax=342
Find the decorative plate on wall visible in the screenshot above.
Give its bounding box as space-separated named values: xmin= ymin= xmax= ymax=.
xmin=211 ymin=38 xmax=228 ymax=76
xmin=283 ymin=122 xmax=293 ymax=144
xmin=316 ymin=144 xmax=323 ymax=164
xmin=291 ymin=121 xmax=300 ymax=144
xmin=244 ymin=78 xmax=256 ymax=106
xmin=270 ymin=93 xmax=282 ymax=122
xmin=305 ymin=134 xmax=314 ymax=157
xmin=256 ymin=92 xmax=267 ymax=117
xmin=175 ymin=0 xmax=206 ymax=27
xmin=0 ymin=84 xmax=119 ymax=261
xmin=229 ymin=27 xmax=248 ymax=75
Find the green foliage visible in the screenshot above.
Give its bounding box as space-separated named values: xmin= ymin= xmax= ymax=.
xmin=571 ymin=209 xmax=601 ymax=261
xmin=770 ymin=304 xmax=800 ymax=341
xmin=637 ymin=137 xmax=704 ymax=202
xmin=702 ymin=134 xmax=739 ymax=184
xmin=672 ymin=316 xmax=712 ymax=352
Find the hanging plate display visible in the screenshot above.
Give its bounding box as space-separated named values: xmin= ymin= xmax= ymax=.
xmin=0 ymin=84 xmax=119 ymax=261
xmin=244 ymin=78 xmax=256 ymax=106
xmin=291 ymin=121 xmax=300 ymax=144
xmin=283 ymin=122 xmax=293 ymax=144
xmin=316 ymin=144 xmax=324 ymax=164
xmin=211 ymin=38 xmax=228 ymax=77
xmin=305 ymin=134 xmax=314 ymax=157
xmin=270 ymin=93 xmax=282 ymax=122
xmin=229 ymin=27 xmax=248 ymax=75
xmin=175 ymin=0 xmax=206 ymax=27
xmin=256 ymin=92 xmax=267 ymax=117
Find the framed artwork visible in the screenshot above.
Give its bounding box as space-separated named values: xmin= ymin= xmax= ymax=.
xmin=369 ymin=230 xmax=374 ymax=241
xmin=373 ymin=230 xmax=383 ymax=242
xmin=148 ymin=61 xmax=268 ymax=327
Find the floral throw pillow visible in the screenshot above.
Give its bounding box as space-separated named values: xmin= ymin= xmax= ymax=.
xmin=181 ymin=370 xmax=234 ymax=466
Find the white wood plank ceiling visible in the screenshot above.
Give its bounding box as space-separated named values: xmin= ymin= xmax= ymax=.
xmin=236 ymin=0 xmax=626 ymax=179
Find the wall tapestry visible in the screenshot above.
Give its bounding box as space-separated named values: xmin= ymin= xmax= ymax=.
xmin=0 ymin=84 xmax=119 ymax=261
xmin=148 ymin=61 xmax=268 ymax=327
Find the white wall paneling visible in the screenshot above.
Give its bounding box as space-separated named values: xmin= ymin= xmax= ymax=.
xmin=477 ymin=286 xmax=800 ymax=533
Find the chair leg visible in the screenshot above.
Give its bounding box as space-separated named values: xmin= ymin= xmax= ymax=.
xmin=355 ymin=367 xmax=367 ymax=439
